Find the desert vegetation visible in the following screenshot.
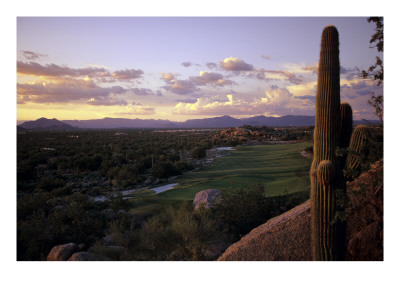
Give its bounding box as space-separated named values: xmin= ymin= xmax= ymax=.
xmin=17 ymin=118 xmax=382 ymax=261
xmin=17 ymin=126 xmax=314 ymax=260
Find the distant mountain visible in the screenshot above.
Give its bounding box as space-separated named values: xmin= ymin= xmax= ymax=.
xmin=353 ymin=119 xmax=381 ymax=126
xmin=62 ymin=117 xmax=177 ymax=129
xmin=180 ymin=115 xmax=243 ymax=128
xmin=241 ymin=115 xmax=316 ymax=127
xmin=19 ymin=118 xmax=76 ymax=130
xmin=18 ymin=116 xmax=380 ymax=130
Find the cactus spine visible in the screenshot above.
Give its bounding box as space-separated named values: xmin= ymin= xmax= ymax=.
xmin=310 ymin=25 xmax=342 ymax=260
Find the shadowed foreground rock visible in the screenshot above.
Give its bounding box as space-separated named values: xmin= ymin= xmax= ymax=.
xmin=345 ymin=159 xmax=383 ymax=260
xmin=47 ymin=243 xmax=80 ymax=261
xmin=218 ymin=200 xmax=312 ymax=261
xmin=68 ymin=252 xmax=111 ymax=261
xmin=219 ymin=160 xmax=383 ymax=261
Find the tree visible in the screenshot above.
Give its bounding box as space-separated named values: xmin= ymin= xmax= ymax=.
xmin=361 ymin=17 xmax=383 ymax=125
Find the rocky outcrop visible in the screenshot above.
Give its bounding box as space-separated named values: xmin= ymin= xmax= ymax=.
xmin=47 ymin=243 xmax=80 ymax=261
xmin=345 ymin=159 xmax=383 ymax=260
xmin=218 ymin=160 xmax=383 ymax=261
xmin=68 ymin=252 xmax=111 ymax=261
xmin=193 ymin=189 xmax=222 ymax=210
xmin=218 ymin=200 xmax=312 ymax=261
xmin=47 ymin=242 xmax=113 ymax=261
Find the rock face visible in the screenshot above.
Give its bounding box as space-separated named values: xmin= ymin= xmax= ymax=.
xmin=345 ymin=159 xmax=383 ymax=260
xmin=47 ymin=243 xmax=80 ymax=261
xmin=218 ymin=200 xmax=312 ymax=261
xmin=218 ymin=160 xmax=383 ymax=261
xmin=193 ymin=189 xmax=222 ymax=210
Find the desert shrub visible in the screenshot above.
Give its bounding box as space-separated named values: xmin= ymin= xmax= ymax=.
xmin=134 ymin=202 xmax=222 ymax=260
xmin=36 ymin=177 xmax=65 ymax=192
xmin=362 ymin=126 xmax=383 ymax=169
xmin=190 ymin=146 xmax=206 ymax=159
xmin=17 ymin=209 xmax=51 ymax=260
xmin=106 ymin=193 xmax=131 ymax=212
xmin=209 ymin=184 xmax=309 ymax=239
xmin=17 ymin=193 xmax=108 ymax=260
xmin=173 ymin=160 xmax=194 ymax=174
xmin=152 ymin=161 xmax=178 ymax=178
xmin=209 ymin=183 xmax=267 ymax=238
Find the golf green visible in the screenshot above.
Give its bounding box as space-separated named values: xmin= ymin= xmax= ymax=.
xmin=129 ymin=142 xmax=312 ymax=216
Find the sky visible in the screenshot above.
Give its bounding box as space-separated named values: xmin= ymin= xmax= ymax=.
xmin=16 ymin=16 xmax=383 ymax=122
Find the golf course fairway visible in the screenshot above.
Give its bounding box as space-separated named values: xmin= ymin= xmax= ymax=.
xmin=129 ymin=142 xmax=312 ymax=216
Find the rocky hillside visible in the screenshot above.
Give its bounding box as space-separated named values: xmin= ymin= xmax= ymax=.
xmin=218 ymin=159 xmax=383 ymax=261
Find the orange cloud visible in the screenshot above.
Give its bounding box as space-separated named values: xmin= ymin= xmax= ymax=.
xmin=220 ymin=57 xmax=254 ymax=71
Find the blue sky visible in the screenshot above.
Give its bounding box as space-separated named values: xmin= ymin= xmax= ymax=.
xmin=16 ymin=16 xmax=383 ymax=122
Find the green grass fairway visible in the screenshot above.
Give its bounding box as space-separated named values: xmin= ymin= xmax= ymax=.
xmin=129 ymin=142 xmax=312 ymax=217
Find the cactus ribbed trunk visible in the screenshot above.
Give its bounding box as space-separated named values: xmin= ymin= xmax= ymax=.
xmin=346 ymin=125 xmax=369 ymax=172
xmin=310 ymin=26 xmax=341 ymax=260
xmin=339 ymin=103 xmax=353 ymax=149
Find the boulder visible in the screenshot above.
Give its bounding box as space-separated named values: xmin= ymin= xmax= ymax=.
xmin=47 ymin=242 xmax=80 ymax=261
xmin=345 ymin=159 xmax=383 ymax=260
xmin=218 ymin=159 xmax=383 ymax=261
xmin=68 ymin=252 xmax=111 ymax=261
xmin=218 ymin=200 xmax=312 ymax=261
xmin=193 ymin=189 xmax=222 ymax=210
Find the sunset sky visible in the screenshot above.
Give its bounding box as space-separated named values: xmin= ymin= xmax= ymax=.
xmin=16 ymin=17 xmax=383 ymax=122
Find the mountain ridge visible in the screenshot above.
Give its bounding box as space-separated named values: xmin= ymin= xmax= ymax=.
xmin=18 ymin=117 xmax=77 ymax=130
xmin=19 ymin=115 xmax=380 ymax=130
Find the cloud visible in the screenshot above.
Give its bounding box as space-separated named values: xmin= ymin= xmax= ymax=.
xmin=251 ymin=68 xmax=303 ymax=85
xmin=16 ymin=60 xmax=154 ymax=106
xmin=86 ymin=97 xmax=128 ymax=106
xmin=220 ymin=57 xmax=254 ymax=71
xmin=175 ymin=98 xmax=198 ymax=104
xmin=160 ymin=72 xmax=177 ymax=82
xmin=172 ymin=86 xmax=315 ymax=117
xmin=303 ymin=63 xmax=319 ymax=75
xmin=161 ymin=71 xmax=234 ymax=95
xmin=111 ymin=68 xmax=144 ymax=80
xmin=182 ymin=62 xmax=192 ymax=67
xmin=17 ymin=61 xmax=108 ymax=77
xmin=114 ymin=104 xmax=156 ymax=116
xmin=17 ymin=61 xmax=144 ymax=83
xmin=163 ymin=79 xmax=197 ymax=95
xmin=349 ymin=79 xmax=367 ymax=90
xmin=131 ymin=88 xmax=153 ymax=96
xmin=17 ymin=77 xmax=129 ymax=105
xmin=206 ymin=62 xmax=218 ymax=69
xmin=338 ymin=77 xmax=383 ymax=120
xmin=340 ymin=66 xmax=361 ymax=81
xmin=295 ymin=95 xmax=316 ymax=103
xmin=21 ymin=51 xmax=47 ymax=60
xmin=303 ymin=63 xmax=361 ymax=81
xmin=189 ymin=71 xmax=235 ymax=87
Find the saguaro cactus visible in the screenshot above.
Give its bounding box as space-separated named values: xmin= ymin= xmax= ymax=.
xmin=310 ymin=25 xmax=342 ymax=260
xmin=339 ymin=103 xmax=353 ymax=149
xmin=346 ymin=125 xmax=369 ymax=172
